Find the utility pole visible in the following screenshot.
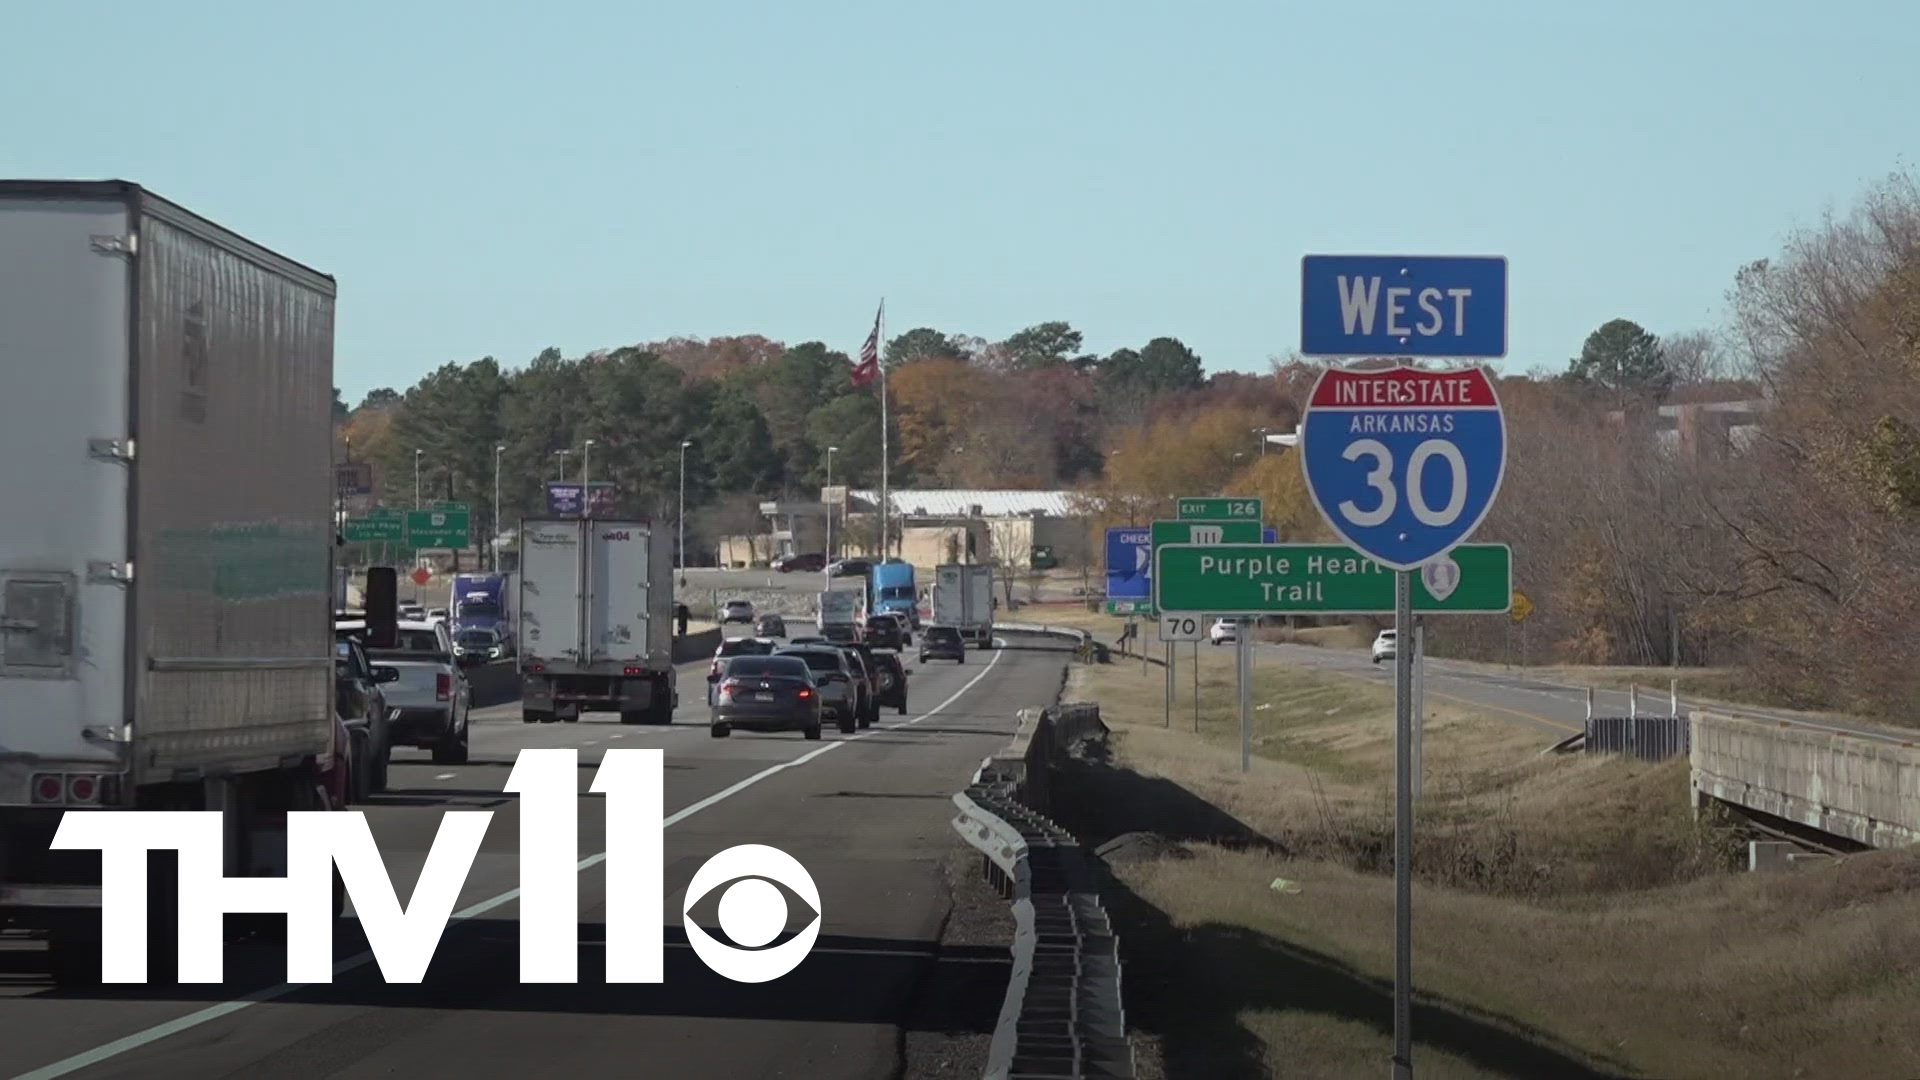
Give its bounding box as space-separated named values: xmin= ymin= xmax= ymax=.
xmin=492 ymin=444 xmax=505 ymax=571
xmin=582 ymin=438 xmax=595 ymax=518
xmin=824 ymin=445 xmax=838 ymax=592
xmin=678 ymin=439 xmax=693 ymax=572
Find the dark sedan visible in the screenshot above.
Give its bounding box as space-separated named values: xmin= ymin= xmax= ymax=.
xmin=773 ymin=552 xmax=827 ymax=573
xmin=755 ymin=613 xmax=787 ymax=638
xmin=710 ymin=655 xmax=822 ymax=740
xmin=863 ymin=615 xmax=905 ymax=650
xmin=919 ymin=625 xmax=966 ymax=663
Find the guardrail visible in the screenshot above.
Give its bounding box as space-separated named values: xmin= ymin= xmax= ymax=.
xmin=992 ymin=624 xmax=1111 ymax=665
xmin=1581 ymin=684 xmax=1689 ymax=762
xmin=951 ymin=703 xmax=1134 ymax=1080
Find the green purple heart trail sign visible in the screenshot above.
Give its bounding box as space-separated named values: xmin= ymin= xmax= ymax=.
xmin=1152 ymin=543 xmax=1510 ymax=615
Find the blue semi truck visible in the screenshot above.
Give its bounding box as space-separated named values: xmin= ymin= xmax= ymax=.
xmin=869 ymin=559 xmax=919 ymax=627
xmin=449 ymin=572 xmax=515 ymax=645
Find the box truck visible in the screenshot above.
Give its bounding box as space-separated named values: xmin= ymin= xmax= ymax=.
xmin=933 ymin=563 xmax=996 ymax=647
xmin=0 ymin=181 xmax=344 ymax=984
xmin=517 ymin=518 xmax=676 ymax=724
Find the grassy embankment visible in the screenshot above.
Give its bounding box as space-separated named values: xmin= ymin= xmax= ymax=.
xmin=1059 ymin=646 xmax=1920 ymax=1080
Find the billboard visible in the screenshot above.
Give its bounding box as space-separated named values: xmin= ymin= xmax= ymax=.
xmin=546 ymin=481 xmax=618 ymax=517
xmin=334 ymin=462 xmax=374 ymax=498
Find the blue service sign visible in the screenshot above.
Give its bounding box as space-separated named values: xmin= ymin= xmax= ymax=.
xmin=1299 ymin=365 xmax=1507 ymax=571
xmin=1105 ymin=527 xmax=1152 ymax=599
xmin=1300 ymin=255 xmax=1507 ymax=359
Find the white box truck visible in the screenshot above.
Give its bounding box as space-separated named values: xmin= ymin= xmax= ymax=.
xmin=933 ymin=564 xmax=996 ymax=647
xmin=0 ymin=181 xmax=344 ymax=984
xmin=517 ymin=518 xmax=677 ymax=724
xmin=817 ymin=589 xmax=860 ymax=641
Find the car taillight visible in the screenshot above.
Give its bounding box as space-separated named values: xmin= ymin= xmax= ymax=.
xmin=31 ymin=774 xmax=63 ymax=804
xmin=527 ymin=661 xmax=544 ymax=672
xmin=718 ymin=680 xmax=739 ymax=699
xmin=436 ymin=673 xmax=451 ymax=701
xmin=624 ymin=665 xmax=646 ymax=676
xmin=710 ymin=661 xmax=721 ymax=677
xmin=797 ymin=688 xmax=812 ymax=699
xmin=67 ymin=775 xmax=100 ymax=804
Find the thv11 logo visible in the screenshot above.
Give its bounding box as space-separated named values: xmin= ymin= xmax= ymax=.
xmin=50 ymin=749 xmax=820 ymax=985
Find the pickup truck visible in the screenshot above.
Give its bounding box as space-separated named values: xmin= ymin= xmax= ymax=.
xmin=336 ymin=618 xmax=472 ymax=765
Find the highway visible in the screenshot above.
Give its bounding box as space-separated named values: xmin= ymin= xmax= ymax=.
xmin=0 ymin=633 xmax=1064 ymax=1080
xmin=1259 ymin=641 xmax=1917 ymax=745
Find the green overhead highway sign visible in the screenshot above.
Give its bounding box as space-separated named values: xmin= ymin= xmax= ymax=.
xmin=1153 ymin=543 xmax=1512 ymax=616
xmin=368 ymin=506 xmax=404 ymax=520
xmin=343 ymin=516 xmax=405 ymax=542
xmin=405 ymin=508 xmax=472 ymax=549
xmin=1176 ymin=497 xmax=1262 ymax=521
xmin=1151 ymin=518 xmax=1263 ymax=549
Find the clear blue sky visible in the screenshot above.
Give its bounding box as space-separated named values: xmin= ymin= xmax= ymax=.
xmin=5 ymin=0 xmax=1914 ymax=401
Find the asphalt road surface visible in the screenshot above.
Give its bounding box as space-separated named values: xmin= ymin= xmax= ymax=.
xmin=1258 ymin=641 xmax=1914 ymax=744
xmin=0 ymin=637 xmax=1060 ymax=1080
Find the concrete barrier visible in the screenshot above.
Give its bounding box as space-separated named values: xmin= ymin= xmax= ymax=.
xmin=672 ymin=628 xmax=723 ymax=665
xmin=465 ymin=660 xmax=523 ymax=709
xmin=1691 ymin=710 xmax=1920 ymax=849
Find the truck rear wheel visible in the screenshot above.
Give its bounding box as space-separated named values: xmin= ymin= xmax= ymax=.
xmin=648 ymin=679 xmax=675 ymax=724
xmin=431 ymin=716 xmax=469 ymax=765
xmin=523 ymin=709 xmax=551 ymax=724
xmin=619 ymin=710 xmax=645 ymax=725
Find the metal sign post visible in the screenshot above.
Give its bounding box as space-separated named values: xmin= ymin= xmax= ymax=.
xmin=1413 ymin=619 xmax=1426 ymax=802
xmin=1193 ymin=641 xmax=1200 ymax=733
xmin=1164 ymin=640 xmax=1174 ymax=727
xmin=1237 ymin=618 xmax=1252 ymax=772
xmin=1392 ymin=571 xmax=1415 ymax=1078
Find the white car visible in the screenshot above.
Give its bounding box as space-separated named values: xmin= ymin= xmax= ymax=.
xmin=1209 ymin=618 xmax=1237 ymax=645
xmin=721 ymin=599 xmax=756 ymax=624
xmin=1371 ymin=629 xmax=1397 ymax=664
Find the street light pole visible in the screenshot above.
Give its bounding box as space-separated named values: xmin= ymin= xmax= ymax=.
xmin=413 ymin=449 xmax=423 ymax=509
xmin=678 ymin=439 xmax=693 ymax=572
xmin=824 ymin=445 xmax=838 ymax=591
xmin=492 ymin=444 xmax=505 ymax=571
xmin=582 ymin=439 xmax=595 ymax=519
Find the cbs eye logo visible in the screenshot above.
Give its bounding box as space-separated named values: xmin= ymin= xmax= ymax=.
xmin=682 ymin=844 xmax=823 ymax=982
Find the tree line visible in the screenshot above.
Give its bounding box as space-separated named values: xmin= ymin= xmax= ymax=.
xmin=334 ymin=325 xmax=1208 ymax=544
xmin=336 ymin=170 xmax=1918 ymax=717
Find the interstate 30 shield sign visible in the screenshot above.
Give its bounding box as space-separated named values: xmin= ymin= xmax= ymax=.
xmin=1298 ymin=365 xmax=1507 ymax=571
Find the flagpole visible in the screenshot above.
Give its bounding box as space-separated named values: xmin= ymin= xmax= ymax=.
xmin=878 ymin=298 xmax=889 ymax=560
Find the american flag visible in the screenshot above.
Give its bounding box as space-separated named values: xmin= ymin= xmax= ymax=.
xmin=851 ymin=302 xmax=881 ymax=388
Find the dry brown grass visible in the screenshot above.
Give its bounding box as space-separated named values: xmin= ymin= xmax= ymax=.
xmin=1065 ymin=655 xmax=1920 ymax=1079
xmin=1253 ymin=622 xmax=1378 ymax=649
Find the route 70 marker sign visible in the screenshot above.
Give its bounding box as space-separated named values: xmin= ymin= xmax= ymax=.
xmin=1158 ymin=613 xmax=1205 ymax=642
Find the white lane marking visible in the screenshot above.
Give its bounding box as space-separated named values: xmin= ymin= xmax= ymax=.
xmin=433 ymin=774 xmax=455 ymax=782
xmin=12 ymin=648 xmax=1008 ymax=1080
